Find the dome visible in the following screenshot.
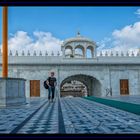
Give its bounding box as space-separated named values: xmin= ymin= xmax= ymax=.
xmin=62 ymin=32 xmax=96 ymax=47
xmin=61 ymin=32 xmax=97 ymax=58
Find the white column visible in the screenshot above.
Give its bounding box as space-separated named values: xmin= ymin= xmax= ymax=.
xmin=83 ymin=48 xmax=86 ymax=58
xmin=62 ymin=48 xmax=65 ymax=57
xmin=72 ymin=48 xmax=75 ymax=58
xmin=93 ymin=47 xmax=96 ymax=58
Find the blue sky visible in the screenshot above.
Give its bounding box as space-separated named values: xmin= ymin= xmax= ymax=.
xmin=0 ymin=6 xmax=140 ymax=54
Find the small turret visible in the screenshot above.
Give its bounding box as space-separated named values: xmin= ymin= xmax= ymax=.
xmin=39 ymin=51 xmax=42 ymax=56
xmin=22 ymin=50 xmax=25 ymax=56
xmin=15 ymin=50 xmax=18 ymax=56
xmin=45 ymin=51 xmax=48 ymax=56
xmin=9 ymin=50 xmax=12 ymax=56
xmin=27 ymin=50 xmax=30 ymax=56
xmin=57 ymin=51 xmax=60 ymax=56
xmin=33 ymin=51 xmax=36 ymax=56
xmin=51 ymin=51 xmax=54 ymax=56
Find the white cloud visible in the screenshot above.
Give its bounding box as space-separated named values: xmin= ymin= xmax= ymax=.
xmin=97 ymin=37 xmax=112 ymax=51
xmin=0 ymin=31 xmax=63 ymax=55
xmin=135 ymin=9 xmax=140 ymax=17
xmin=1 ymin=21 xmax=140 ymax=57
xmin=97 ymin=22 xmax=140 ymax=55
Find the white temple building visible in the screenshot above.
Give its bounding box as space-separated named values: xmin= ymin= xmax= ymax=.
xmin=0 ymin=33 xmax=140 ymax=98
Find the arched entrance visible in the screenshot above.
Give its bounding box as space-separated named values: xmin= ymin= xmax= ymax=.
xmin=60 ymin=74 xmax=101 ymax=97
xmin=61 ymin=80 xmax=87 ymax=97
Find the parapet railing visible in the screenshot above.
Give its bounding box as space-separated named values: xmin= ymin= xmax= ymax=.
xmin=0 ymin=49 xmax=61 ymax=56
xmin=0 ymin=49 xmax=140 ymax=57
xmin=97 ymin=51 xmax=140 ymax=57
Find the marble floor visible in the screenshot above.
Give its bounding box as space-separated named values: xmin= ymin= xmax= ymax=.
xmin=0 ymin=96 xmax=140 ymax=134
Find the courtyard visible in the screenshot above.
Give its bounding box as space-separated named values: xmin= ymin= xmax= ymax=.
xmin=0 ymin=95 xmax=140 ymax=134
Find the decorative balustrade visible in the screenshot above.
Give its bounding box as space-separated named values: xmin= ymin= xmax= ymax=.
xmin=33 ymin=51 xmax=36 ymax=56
xmin=6 ymin=50 xmax=62 ymax=56
xmin=45 ymin=51 xmax=48 ymax=56
xmin=22 ymin=50 xmax=25 ymax=56
xmin=27 ymin=50 xmax=30 ymax=56
xmin=97 ymin=50 xmax=140 ymax=57
xmin=39 ymin=51 xmax=42 ymax=56
xmin=51 ymin=51 xmax=54 ymax=56
xmin=0 ymin=49 xmax=140 ymax=57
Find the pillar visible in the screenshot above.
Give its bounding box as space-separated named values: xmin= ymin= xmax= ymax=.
xmin=93 ymin=47 xmax=96 ymax=58
xmin=0 ymin=7 xmax=26 ymax=107
xmin=92 ymin=48 xmax=94 ymax=58
xmin=72 ymin=48 xmax=75 ymax=58
xmin=2 ymin=7 xmax=8 ymax=78
xmin=83 ymin=48 xmax=86 ymax=58
xmin=62 ymin=48 xmax=65 ymax=57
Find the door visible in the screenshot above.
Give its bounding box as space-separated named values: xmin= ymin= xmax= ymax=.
xmin=120 ymin=79 xmax=129 ymax=95
xmin=30 ymin=80 xmax=40 ymax=97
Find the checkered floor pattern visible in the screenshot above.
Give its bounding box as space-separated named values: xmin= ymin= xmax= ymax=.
xmin=0 ymin=96 xmax=140 ymax=134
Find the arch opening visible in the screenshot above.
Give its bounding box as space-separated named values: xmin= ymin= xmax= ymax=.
xmin=65 ymin=45 xmax=73 ymax=58
xmin=61 ymin=80 xmax=87 ymax=97
xmin=60 ymin=74 xmax=101 ymax=97
xmin=75 ymin=45 xmax=84 ymax=58
xmin=86 ymin=46 xmax=94 ymax=58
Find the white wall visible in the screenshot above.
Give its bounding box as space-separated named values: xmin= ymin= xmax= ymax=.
xmin=2 ymin=64 xmax=140 ymax=97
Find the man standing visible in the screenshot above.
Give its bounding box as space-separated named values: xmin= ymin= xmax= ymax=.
xmin=46 ymin=72 xmax=57 ymax=102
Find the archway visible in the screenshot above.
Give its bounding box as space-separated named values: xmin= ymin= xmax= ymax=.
xmin=61 ymin=80 xmax=87 ymax=97
xmin=86 ymin=46 xmax=94 ymax=58
xmin=75 ymin=45 xmax=85 ymax=58
xmin=60 ymin=74 xmax=101 ymax=97
xmin=65 ymin=45 xmax=73 ymax=58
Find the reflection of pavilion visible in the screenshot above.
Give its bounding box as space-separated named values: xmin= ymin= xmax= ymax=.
xmin=61 ymin=80 xmax=87 ymax=97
